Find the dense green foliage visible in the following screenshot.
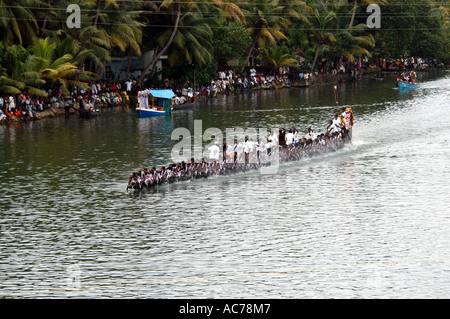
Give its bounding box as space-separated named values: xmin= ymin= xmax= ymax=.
xmin=0 ymin=0 xmax=448 ymax=93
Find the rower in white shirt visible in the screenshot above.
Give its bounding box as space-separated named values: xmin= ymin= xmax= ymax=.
xmin=208 ymin=141 xmax=221 ymax=161
xmin=327 ymin=120 xmax=338 ymax=134
xmin=332 ymin=114 xmax=342 ymax=130
xmin=243 ymin=137 xmax=251 ymax=164
xmin=285 ymin=130 xmax=294 ymax=146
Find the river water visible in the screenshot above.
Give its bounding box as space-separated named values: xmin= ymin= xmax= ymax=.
xmin=0 ymin=71 xmax=449 ymax=298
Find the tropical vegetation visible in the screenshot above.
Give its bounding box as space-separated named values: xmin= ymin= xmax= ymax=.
xmin=0 ymin=0 xmax=448 ymax=95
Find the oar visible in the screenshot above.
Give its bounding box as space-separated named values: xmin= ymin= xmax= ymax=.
xmin=334 ymin=85 xmax=339 ymax=114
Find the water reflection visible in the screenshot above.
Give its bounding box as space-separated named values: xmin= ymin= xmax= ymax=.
xmin=0 ymin=71 xmax=449 ymax=298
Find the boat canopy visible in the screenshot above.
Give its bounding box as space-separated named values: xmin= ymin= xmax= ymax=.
xmin=148 ymin=89 xmax=175 ymax=99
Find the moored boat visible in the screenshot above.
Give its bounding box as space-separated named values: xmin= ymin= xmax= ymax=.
xmin=136 ymin=108 xmax=167 ymax=117
xmin=136 ymin=89 xmax=174 ymax=117
xmin=79 ymin=108 xmax=100 ymax=118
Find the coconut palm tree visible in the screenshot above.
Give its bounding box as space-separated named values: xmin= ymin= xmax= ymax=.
xmin=137 ymin=0 xmax=197 ymax=85
xmin=89 ymin=0 xmax=145 ymax=56
xmin=263 ymin=46 xmax=298 ymax=74
xmin=40 ymin=0 xmax=148 ymax=74
xmin=331 ymin=26 xmax=375 ymax=63
xmin=239 ymin=0 xmax=292 ymax=72
xmin=280 ymin=0 xmax=311 ymax=24
xmin=2 ymin=44 xmax=47 ymax=96
xmin=0 ymin=68 xmax=23 ymax=95
xmin=137 ymin=0 xmax=244 ymax=85
xmin=160 ymin=11 xmax=215 ymax=68
xmin=211 ymin=0 xmax=246 ymax=24
xmin=2 ymin=37 xmax=96 ymax=96
xmin=306 ymin=0 xmax=338 ymax=72
xmin=328 ymin=1 xmax=376 ymax=63
xmin=0 ymin=0 xmax=46 ymax=46
xmin=25 ymin=37 xmax=89 ymax=94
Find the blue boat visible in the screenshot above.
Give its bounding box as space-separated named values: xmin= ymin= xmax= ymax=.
xmin=136 ymin=89 xmax=174 ymax=117
xmin=397 ymin=80 xmax=420 ymax=89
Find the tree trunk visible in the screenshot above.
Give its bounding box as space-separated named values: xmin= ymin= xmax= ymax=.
xmin=40 ymin=0 xmax=53 ymax=37
xmin=241 ymin=30 xmax=260 ymax=73
xmin=349 ymin=0 xmax=357 ymax=29
xmin=311 ymin=43 xmax=322 ymax=73
xmin=93 ymin=0 xmax=102 ymax=27
xmin=137 ymin=3 xmax=181 ymax=86
xmin=41 ymin=17 xmax=48 ymax=37
xmin=96 ymin=59 xmax=105 ymax=76
xmin=125 ymin=49 xmax=132 ymax=80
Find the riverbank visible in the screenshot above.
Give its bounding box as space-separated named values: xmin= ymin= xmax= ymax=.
xmin=1 ymin=67 xmax=446 ymax=124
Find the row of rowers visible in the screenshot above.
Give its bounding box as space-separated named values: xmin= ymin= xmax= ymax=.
xmin=213 ymin=106 xmax=354 ymax=162
xmin=127 ymin=110 xmax=354 ymax=189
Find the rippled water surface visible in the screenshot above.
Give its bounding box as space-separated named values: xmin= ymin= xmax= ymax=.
xmin=1 ymin=71 xmax=449 ymax=298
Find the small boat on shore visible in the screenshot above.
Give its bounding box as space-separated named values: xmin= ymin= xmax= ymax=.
xmin=79 ymin=108 xmax=100 ymax=118
xmin=136 ymin=89 xmax=174 ymax=117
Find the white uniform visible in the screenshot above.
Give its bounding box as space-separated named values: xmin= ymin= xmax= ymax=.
xmin=244 ymin=140 xmax=254 ymax=154
xmin=332 ymin=118 xmax=342 ymax=132
xmin=285 ymin=132 xmax=294 ymax=145
xmin=126 ymin=80 xmax=132 ymax=91
xmin=208 ymin=143 xmax=220 ymax=161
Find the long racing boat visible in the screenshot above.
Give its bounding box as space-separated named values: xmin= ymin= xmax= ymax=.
xmin=126 ymin=123 xmax=353 ymax=191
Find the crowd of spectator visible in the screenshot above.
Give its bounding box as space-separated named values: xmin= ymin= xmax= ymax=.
xmin=169 ymin=67 xmax=314 ymax=104
xmin=0 ymin=81 xmax=132 ymax=122
xmin=1 ymin=56 xmax=445 ymax=123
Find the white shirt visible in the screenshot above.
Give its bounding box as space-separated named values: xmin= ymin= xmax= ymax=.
xmin=328 ymin=123 xmax=338 ymax=133
xmin=332 ymin=117 xmax=342 ymax=128
xmin=256 ymin=141 xmax=262 ymax=151
xmin=126 ymin=81 xmax=132 ymax=91
xmin=208 ymin=144 xmax=220 ymax=160
xmin=9 ymin=96 xmax=15 ymax=109
xmin=285 ymin=133 xmax=294 ymax=145
xmin=140 ymin=90 xmax=149 ymax=108
xmin=270 ymin=132 xmax=278 ymax=145
xmin=244 ymin=140 xmax=254 ymax=154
